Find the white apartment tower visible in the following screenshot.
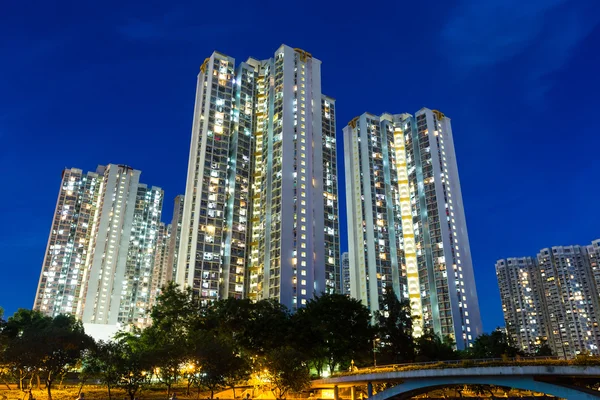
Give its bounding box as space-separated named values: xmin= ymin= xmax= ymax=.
xmin=34 ymin=168 xmax=102 ymax=317
xmin=495 ymin=257 xmax=546 ymax=354
xmin=150 ymin=222 xmax=172 ymax=308
xmin=344 ymin=109 xmax=482 ymax=349
xmin=496 ymin=240 xmax=600 ymax=359
xmin=537 ymin=245 xmax=600 ymax=358
xmin=178 ymin=45 xmax=339 ymax=310
xmin=35 ymin=164 xmax=164 ymax=339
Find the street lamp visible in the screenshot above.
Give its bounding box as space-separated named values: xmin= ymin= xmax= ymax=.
xmin=373 ymin=338 xmax=381 ymax=367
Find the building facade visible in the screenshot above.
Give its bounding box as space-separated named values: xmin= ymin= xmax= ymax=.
xmin=344 ymin=109 xmax=482 ymax=349
xmin=35 ymin=164 xmax=164 ymax=339
xmin=341 ymin=252 xmax=350 ymax=296
xmin=177 ymin=45 xmax=340 ymax=310
xmin=495 ymin=257 xmax=546 ymax=354
xmin=537 ymin=245 xmax=600 ymax=358
xmin=150 ymin=222 xmax=172 ymax=309
xmin=34 ymin=168 xmax=102 ymax=318
xmin=496 ymin=240 xmax=600 ymax=359
xmin=166 ymin=195 xmax=184 ymax=282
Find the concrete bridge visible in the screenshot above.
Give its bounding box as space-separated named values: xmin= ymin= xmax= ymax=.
xmin=312 ymin=364 xmax=600 ymax=399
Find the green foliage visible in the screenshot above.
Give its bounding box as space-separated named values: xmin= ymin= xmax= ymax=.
xmin=37 ymin=314 xmax=93 ymax=399
xmin=264 ymin=346 xmax=310 ymax=400
xmin=203 ymin=298 xmax=291 ymax=356
xmin=2 ymin=310 xmax=93 ymax=399
xmin=415 ymin=331 xmax=457 ymax=362
xmin=294 ymin=293 xmax=373 ymax=373
xmin=533 ymin=339 xmax=554 ymax=357
xmin=113 ymin=331 xmax=153 ymax=400
xmin=466 ymin=329 xmax=522 ymax=359
xmin=81 ymin=340 xmax=122 ymax=399
xmin=144 ymin=283 xmax=198 ymax=397
xmin=376 ymin=289 xmax=414 ymax=364
xmin=187 ymin=331 xmax=249 ymax=399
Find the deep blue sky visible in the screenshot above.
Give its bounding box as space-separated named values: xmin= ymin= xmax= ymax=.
xmin=2 ymin=1 xmax=599 ymax=332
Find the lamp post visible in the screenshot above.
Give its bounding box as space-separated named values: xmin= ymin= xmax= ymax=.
xmin=373 ymin=338 xmax=380 ymax=367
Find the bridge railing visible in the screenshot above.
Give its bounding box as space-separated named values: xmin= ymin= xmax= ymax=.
xmin=332 ymin=356 xmax=600 ymax=377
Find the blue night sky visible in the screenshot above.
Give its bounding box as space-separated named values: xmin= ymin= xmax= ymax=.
xmin=2 ymin=1 xmax=599 ymax=332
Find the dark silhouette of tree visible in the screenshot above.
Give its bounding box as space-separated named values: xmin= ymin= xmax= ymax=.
xmin=187 ymin=331 xmax=249 ymax=399
xmin=2 ymin=309 xmax=49 ymax=390
xmin=376 ymin=288 xmax=414 ymax=364
xmin=264 ymin=347 xmax=310 ymax=400
xmin=81 ymin=340 xmax=121 ymax=399
xmin=113 ymin=330 xmax=153 ymax=400
xmin=203 ymin=298 xmax=291 ymax=357
xmin=534 ymin=339 xmax=554 ymax=357
xmin=294 ymin=293 xmax=373 ymax=373
xmin=415 ymin=331 xmax=457 ymax=362
xmin=467 ymin=329 xmax=522 ymax=359
xmin=40 ymin=315 xmax=93 ymax=400
xmin=145 ymin=282 xmax=197 ymax=398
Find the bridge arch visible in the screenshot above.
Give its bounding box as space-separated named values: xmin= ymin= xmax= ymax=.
xmin=370 ymin=375 xmax=600 ymax=400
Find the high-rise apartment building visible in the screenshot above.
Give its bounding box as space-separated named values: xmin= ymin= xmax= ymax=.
xmin=35 ymin=164 xmax=164 ymax=339
xmin=150 ymin=222 xmax=172 ymax=308
xmin=177 ymin=45 xmax=339 ymax=310
xmin=496 ymin=240 xmax=600 ymax=359
xmin=587 ymin=239 xmax=600 ymax=303
xmin=537 ymin=245 xmax=600 ymax=358
xmin=34 ymin=168 xmax=102 ymax=318
xmin=495 ymin=257 xmax=546 ymax=354
xmin=341 ymin=252 xmax=350 ymax=296
xmin=344 ymin=109 xmax=482 ymax=348
xmin=166 ymin=195 xmax=184 ymax=282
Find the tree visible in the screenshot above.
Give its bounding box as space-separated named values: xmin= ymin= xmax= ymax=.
xmin=376 ymin=289 xmax=414 ymax=364
xmin=202 ymin=298 xmax=291 ymax=357
xmin=188 ymin=331 xmax=250 ymax=399
xmin=533 ymin=339 xmax=554 ymax=357
xmin=36 ymin=314 xmax=94 ymax=400
xmin=264 ymin=347 xmax=310 ymax=400
xmin=294 ymin=293 xmax=373 ymax=373
xmin=145 ymin=283 xmax=197 ymax=398
xmin=467 ymin=329 xmax=522 ymax=359
xmin=114 ymin=331 xmax=153 ymax=400
xmin=415 ymin=331 xmax=457 ymax=362
xmin=0 ymin=307 xmax=11 ymax=390
xmin=3 ymin=309 xmax=52 ymax=390
xmin=82 ymin=340 xmax=122 ymax=399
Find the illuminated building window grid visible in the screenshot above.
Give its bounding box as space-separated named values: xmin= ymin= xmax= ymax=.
xmin=119 ymin=186 xmax=163 ymax=328
xmin=322 ymin=97 xmax=339 ymax=293
xmin=537 ymin=247 xmax=600 ymax=358
xmin=193 ymin=57 xmax=235 ymax=300
xmin=415 ymin=114 xmax=454 ymax=338
xmin=36 ymin=169 xmax=101 ymax=317
xmin=248 ymin=65 xmax=270 ymax=302
xmin=496 ymin=258 xmax=547 ymax=354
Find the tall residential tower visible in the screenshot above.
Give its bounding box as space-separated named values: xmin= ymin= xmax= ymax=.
xmin=177 ymin=45 xmax=339 ymax=310
xmin=344 ymin=109 xmax=482 ymax=349
xmin=496 ymin=240 xmax=600 ymax=358
xmin=35 ymin=164 xmax=164 ymax=339
xmin=495 ymin=257 xmax=546 ymax=354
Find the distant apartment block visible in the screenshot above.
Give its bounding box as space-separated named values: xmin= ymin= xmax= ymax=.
xmin=496 ymin=239 xmax=600 ymax=358
xmin=34 ymin=164 xmax=164 ymax=339
xmin=495 ymin=257 xmax=546 ymax=354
